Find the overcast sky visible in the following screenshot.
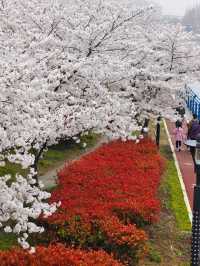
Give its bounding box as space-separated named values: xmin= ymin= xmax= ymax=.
xmin=154 ymin=0 xmax=199 ymax=16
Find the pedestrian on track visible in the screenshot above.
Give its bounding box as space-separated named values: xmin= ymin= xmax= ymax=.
xmin=173 ymin=120 xmax=185 ymax=152
xmin=187 ymin=114 xmax=200 ymax=171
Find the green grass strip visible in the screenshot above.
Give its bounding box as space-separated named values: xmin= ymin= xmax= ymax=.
xmin=160 ymin=126 xmax=191 ymax=232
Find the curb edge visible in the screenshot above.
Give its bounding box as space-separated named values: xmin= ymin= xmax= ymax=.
xmin=163 ymin=119 xmax=192 ymax=224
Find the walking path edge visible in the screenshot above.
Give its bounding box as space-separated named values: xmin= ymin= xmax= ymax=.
xmin=163 ymin=119 xmax=192 ymax=224
xmin=38 ymin=136 xmax=108 ymax=189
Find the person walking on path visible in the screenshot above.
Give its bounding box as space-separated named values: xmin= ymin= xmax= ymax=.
xmin=173 ymin=120 xmax=185 ymax=151
xmin=155 ymin=116 xmax=161 ymax=147
xmin=187 ymin=113 xmax=198 ymax=139
xmin=187 ymin=114 xmax=200 ymax=171
xmin=175 ymin=102 xmax=186 ymax=119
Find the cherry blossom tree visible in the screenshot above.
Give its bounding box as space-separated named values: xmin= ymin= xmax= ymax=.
xmin=1 ymin=0 xmax=200 ymax=250
xmin=0 ymin=0 xmax=148 ymax=248
xmin=119 ymin=22 xmax=200 ymax=119
xmin=1 ymin=0 xmax=153 ymax=166
xmin=0 ymin=171 xmax=59 ymax=250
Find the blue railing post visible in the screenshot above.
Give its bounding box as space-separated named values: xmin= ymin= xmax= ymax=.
xmin=184 ymin=85 xmax=200 ymax=116
xmin=192 ymin=97 xmax=194 ymax=113
xmin=195 ymin=102 xmax=198 ymax=115
xmin=198 ymin=104 xmax=200 ymax=120
xmin=190 ymin=99 xmax=192 ymax=110
xmin=187 ymin=95 xmax=190 ymax=108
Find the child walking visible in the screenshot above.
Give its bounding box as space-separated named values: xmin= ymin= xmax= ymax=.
xmin=173 ymin=120 xmax=185 ymax=152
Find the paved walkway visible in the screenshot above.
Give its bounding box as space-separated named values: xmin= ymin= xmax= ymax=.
xmin=38 ymin=136 xmax=108 ymax=189
xmin=166 ymin=120 xmax=195 ymax=210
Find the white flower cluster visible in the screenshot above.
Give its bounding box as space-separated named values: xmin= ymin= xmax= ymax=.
xmin=0 ymin=171 xmax=59 ymax=249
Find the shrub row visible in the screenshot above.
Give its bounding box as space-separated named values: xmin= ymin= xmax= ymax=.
xmin=0 ymin=244 xmax=122 ymax=266
xmin=0 ymin=139 xmax=164 ymax=265
xmin=46 ymin=139 xmax=164 ymax=263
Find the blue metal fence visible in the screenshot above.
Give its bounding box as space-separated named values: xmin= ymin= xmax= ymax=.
xmin=186 ymin=85 xmax=200 ymax=120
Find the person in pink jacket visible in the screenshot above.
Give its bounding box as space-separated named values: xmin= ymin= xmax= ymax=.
xmin=173 ymin=120 xmax=185 ymax=152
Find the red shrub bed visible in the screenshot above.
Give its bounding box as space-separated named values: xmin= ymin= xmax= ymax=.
xmin=46 ymin=139 xmax=164 ymax=261
xmin=49 ymin=139 xmax=164 ymax=223
xmin=0 ymin=244 xmax=122 ymax=266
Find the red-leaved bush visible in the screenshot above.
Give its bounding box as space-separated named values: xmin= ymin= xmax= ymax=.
xmin=45 ymin=139 xmax=164 ymax=263
xmin=0 ymin=244 xmax=122 ymax=266
xmin=49 ymin=139 xmax=164 ymax=222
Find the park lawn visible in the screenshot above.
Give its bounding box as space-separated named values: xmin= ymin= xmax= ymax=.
xmin=38 ymin=132 xmax=101 ymax=175
xmin=0 ymin=132 xmax=101 ymax=178
xmin=0 ymin=233 xmax=18 ymax=251
xmin=0 ymin=161 xmax=28 ymax=180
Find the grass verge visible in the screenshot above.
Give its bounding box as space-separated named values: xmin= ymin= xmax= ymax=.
xmin=0 ymin=233 xmax=18 ymax=251
xmin=159 ymin=122 xmax=191 ymax=232
xmin=139 ymin=120 xmax=191 ymax=266
xmin=38 ymin=132 xmax=101 ymax=175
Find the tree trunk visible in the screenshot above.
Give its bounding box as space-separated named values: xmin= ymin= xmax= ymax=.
xmin=31 ymin=141 xmax=48 ymax=185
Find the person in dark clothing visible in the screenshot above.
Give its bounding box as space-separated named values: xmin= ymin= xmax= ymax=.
xmin=176 ymin=103 xmax=185 ymax=118
xmin=188 ymin=114 xmax=199 ymax=140
xmin=175 ymin=119 xmax=182 ymax=128
xmin=175 ymin=103 xmax=185 ymax=118
xmin=179 ymin=106 xmax=185 ymax=118
xmin=187 ymin=114 xmax=200 ymax=172
xmin=156 ymin=116 xmax=161 ymax=147
xmin=141 ymin=118 xmax=149 ymax=138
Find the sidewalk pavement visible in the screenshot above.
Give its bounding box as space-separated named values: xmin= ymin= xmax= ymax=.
xmin=166 ymin=120 xmax=195 ymax=209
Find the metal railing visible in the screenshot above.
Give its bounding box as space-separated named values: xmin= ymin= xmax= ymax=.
xmin=186 ymin=85 xmax=200 ymax=119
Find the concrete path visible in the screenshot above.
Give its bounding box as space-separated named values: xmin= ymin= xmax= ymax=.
xmin=166 ymin=120 xmax=195 ymax=210
xmin=38 ymin=136 xmax=108 ymax=189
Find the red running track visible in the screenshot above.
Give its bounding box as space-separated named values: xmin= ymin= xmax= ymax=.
xmin=166 ymin=120 xmax=195 ymax=209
